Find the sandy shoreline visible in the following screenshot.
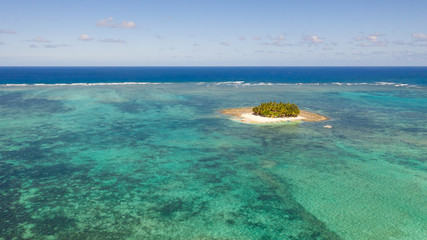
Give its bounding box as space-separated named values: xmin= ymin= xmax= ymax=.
xmin=220 ymin=107 xmax=328 ymax=123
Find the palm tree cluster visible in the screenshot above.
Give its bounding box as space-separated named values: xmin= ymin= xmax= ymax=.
xmin=252 ymin=101 xmax=300 ymax=118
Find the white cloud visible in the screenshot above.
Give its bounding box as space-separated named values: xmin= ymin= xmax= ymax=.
xmin=304 ymin=35 xmax=323 ymax=44
xmin=97 ymin=17 xmax=115 ymax=27
xmin=366 ymin=35 xmax=378 ymax=43
xmin=412 ymin=33 xmax=427 ymax=41
xmin=262 ymin=41 xmax=287 ymax=47
xmin=29 ymin=44 xmax=38 ymax=48
xmin=354 ymin=33 xmax=388 ymax=47
xmin=271 ymin=35 xmax=285 ymax=41
xmin=366 ymin=33 xmax=383 ymax=43
xmin=30 ymin=37 xmax=50 ymax=43
xmin=97 ymin=17 xmax=136 ymax=29
xmin=220 ymin=42 xmax=230 ymax=46
xmin=79 ymin=34 xmax=92 ymax=41
xmin=98 ymin=38 xmax=126 ymax=43
xmin=264 ymin=35 xmax=287 ymax=47
xmin=120 ymin=21 xmax=136 ymax=28
xmin=0 ymin=29 xmax=16 ymax=34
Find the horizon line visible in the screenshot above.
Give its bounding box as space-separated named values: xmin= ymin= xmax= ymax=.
xmin=1 ymin=66 xmax=427 ymax=68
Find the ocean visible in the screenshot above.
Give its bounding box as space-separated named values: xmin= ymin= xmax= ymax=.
xmin=2 ymin=67 xmax=427 ymax=85
xmin=0 ymin=67 xmax=426 ymax=239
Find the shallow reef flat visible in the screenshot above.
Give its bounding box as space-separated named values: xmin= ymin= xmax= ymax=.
xmin=0 ymin=83 xmax=426 ymax=239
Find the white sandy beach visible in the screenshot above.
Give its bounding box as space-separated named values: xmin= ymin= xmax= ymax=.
xmin=220 ymin=107 xmax=328 ymax=124
xmin=239 ymin=113 xmax=305 ymax=123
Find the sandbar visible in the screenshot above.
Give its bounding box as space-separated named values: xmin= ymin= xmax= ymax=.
xmin=220 ymin=107 xmax=328 ymax=124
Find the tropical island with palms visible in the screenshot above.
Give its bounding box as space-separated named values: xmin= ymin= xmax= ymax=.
xmin=221 ymin=101 xmax=328 ymax=123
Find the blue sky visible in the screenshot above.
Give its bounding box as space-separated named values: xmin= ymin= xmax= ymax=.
xmin=1 ymin=0 xmax=427 ymax=66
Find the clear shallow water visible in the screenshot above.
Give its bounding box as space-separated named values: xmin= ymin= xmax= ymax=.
xmin=0 ymin=82 xmax=426 ymax=239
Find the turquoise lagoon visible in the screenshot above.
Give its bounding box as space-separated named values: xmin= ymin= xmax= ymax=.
xmin=0 ymin=82 xmax=426 ymax=239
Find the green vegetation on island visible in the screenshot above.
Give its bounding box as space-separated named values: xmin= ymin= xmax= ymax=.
xmin=252 ymin=101 xmax=300 ymax=118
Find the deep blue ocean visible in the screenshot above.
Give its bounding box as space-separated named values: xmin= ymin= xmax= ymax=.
xmin=1 ymin=67 xmax=426 ymax=239
xmin=1 ymin=67 xmax=427 ymax=85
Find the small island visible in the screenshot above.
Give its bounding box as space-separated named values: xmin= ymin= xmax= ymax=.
xmin=220 ymin=101 xmax=328 ymax=124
